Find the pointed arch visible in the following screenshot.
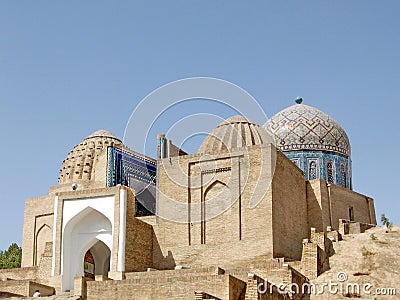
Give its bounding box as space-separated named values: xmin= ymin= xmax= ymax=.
xmin=62 ymin=206 xmax=113 ymax=291
xmin=203 ymin=179 xmax=232 ymax=218
xmin=34 ymin=224 xmax=52 ymax=266
xmin=340 ymin=162 xmax=347 ymax=188
xmin=203 ymin=180 xmax=233 ymax=244
xmin=78 ymin=238 xmax=111 ymax=279
xmin=327 ymin=160 xmax=335 ymax=184
xmin=204 ymin=180 xmax=227 ymax=199
xmin=37 ymin=223 xmax=51 ymax=233
xmin=63 ymin=206 xmax=112 ymax=234
xmin=309 ymin=161 xmax=317 ymax=180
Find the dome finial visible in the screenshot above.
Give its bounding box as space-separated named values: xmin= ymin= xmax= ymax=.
xmin=295 ymin=97 xmax=303 ymax=104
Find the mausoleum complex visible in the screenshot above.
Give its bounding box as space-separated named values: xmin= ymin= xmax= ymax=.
xmin=0 ymin=101 xmax=376 ymax=299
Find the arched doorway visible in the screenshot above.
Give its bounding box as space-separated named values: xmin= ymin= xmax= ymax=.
xmin=82 ymin=239 xmax=111 ymax=279
xmin=62 ymin=207 xmax=112 ymax=291
xmin=84 ymin=250 xmax=95 ymax=279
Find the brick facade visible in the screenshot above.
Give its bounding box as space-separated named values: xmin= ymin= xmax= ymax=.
xmin=0 ymin=126 xmax=377 ymax=299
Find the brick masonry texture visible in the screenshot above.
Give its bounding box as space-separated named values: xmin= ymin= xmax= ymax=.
xmin=0 ymin=134 xmax=377 ymax=299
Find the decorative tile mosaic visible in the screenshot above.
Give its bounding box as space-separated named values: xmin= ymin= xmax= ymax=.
xmin=107 ymin=146 xmax=157 ymax=215
xmin=107 ymin=147 xmax=156 ymax=187
xmin=285 ymin=151 xmax=352 ymax=189
xmin=264 ymin=104 xmax=351 ymax=157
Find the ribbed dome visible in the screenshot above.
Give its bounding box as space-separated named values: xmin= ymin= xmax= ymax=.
xmin=58 ymin=130 xmax=122 ymax=184
xmin=198 ymin=116 xmax=272 ymax=154
xmin=264 ymin=104 xmax=350 ymax=157
xmin=86 ymin=129 xmax=120 ymax=140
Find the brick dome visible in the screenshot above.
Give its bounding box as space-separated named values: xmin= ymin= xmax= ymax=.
xmin=198 ymin=116 xmax=272 ymax=154
xmin=58 ymin=130 xmax=122 ymax=184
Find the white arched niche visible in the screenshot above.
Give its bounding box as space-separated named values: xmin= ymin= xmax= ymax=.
xmin=61 ymin=197 xmax=114 ymax=292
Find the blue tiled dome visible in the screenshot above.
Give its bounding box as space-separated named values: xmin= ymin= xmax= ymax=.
xmin=264 ymin=104 xmax=350 ymax=157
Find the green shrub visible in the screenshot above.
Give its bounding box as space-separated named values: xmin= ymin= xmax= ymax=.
xmin=0 ymin=243 xmax=22 ymax=269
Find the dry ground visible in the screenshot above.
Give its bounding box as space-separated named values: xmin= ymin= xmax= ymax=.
xmin=310 ymin=226 xmax=399 ymax=299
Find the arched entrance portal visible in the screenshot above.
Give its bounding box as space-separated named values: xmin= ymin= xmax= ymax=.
xmin=83 ymin=240 xmax=111 ymax=279
xmin=62 ymin=207 xmax=113 ymax=291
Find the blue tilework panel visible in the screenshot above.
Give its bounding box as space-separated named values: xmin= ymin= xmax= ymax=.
xmin=285 ymin=151 xmax=352 ymax=189
xmin=107 ymin=147 xmax=157 ymax=215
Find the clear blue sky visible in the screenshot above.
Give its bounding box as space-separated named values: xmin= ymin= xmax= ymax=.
xmin=0 ymin=1 xmax=399 ymax=250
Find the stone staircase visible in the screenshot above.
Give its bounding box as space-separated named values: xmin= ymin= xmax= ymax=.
xmin=86 ymin=269 xmax=245 ymax=300
xmin=77 ymin=260 xmax=307 ymax=300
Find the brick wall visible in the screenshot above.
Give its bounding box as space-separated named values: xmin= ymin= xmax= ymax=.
xmin=307 ymin=180 xmax=376 ymax=232
xmin=271 ymin=151 xmax=308 ymax=260
xmin=299 ymin=228 xmax=333 ymax=279
xmin=124 ymin=189 xmax=153 ymax=272
xmin=154 ymin=145 xmax=278 ymax=269
xmin=245 ymin=273 xmax=289 ymax=300
xmin=0 ymin=280 xmax=54 ymax=297
xmin=338 ymin=219 xmax=376 ymax=236
xmin=0 ymin=267 xmax=37 ymax=281
xmin=21 ymin=195 xmax=54 ymax=267
xmin=87 ymin=273 xmax=245 ymax=300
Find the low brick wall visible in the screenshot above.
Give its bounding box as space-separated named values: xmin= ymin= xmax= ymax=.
xmin=0 ymin=266 xmax=38 ymax=281
xmin=87 ymin=273 xmax=245 ymax=300
xmin=194 ymin=291 xmax=222 ymax=299
xmin=338 ymin=219 xmax=375 ymax=236
xmin=0 ymin=280 xmax=54 ymax=297
xmin=297 ymin=227 xmax=335 ymax=280
xmin=245 ymin=273 xmax=289 ymax=300
xmin=125 ymin=266 xmax=225 ymax=280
